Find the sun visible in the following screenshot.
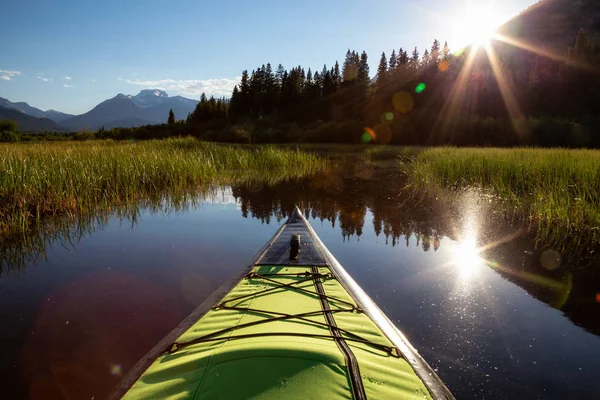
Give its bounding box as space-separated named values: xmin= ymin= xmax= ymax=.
xmin=452 ymin=3 xmax=504 ymax=49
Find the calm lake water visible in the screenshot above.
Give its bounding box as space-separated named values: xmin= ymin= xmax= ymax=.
xmin=1 ymin=156 xmax=599 ymax=399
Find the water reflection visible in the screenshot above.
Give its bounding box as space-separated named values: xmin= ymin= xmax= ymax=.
xmin=2 ymin=154 xmax=599 ymax=337
xmin=452 ymin=231 xmax=484 ymax=279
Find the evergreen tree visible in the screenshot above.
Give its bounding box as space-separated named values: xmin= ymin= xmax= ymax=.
xmin=275 ymin=64 xmax=285 ymax=88
xmin=389 ymin=49 xmax=397 ymax=72
xmin=168 ymin=108 xmax=175 ymax=124
xmin=342 ymin=50 xmax=359 ymax=82
xmin=358 ymin=51 xmax=370 ymax=82
xmin=411 ymin=47 xmax=420 ymax=68
xmin=229 ymin=85 xmax=242 ymax=118
xmin=431 ymin=39 xmax=441 ymax=64
xmin=422 ymin=49 xmax=431 ymax=66
xmin=333 ymin=61 xmax=341 ymax=87
xmin=239 ymin=70 xmax=251 ymax=115
xmin=442 ymin=41 xmax=451 ymax=60
xmin=376 ymin=52 xmax=388 ymax=92
xmin=314 ymin=71 xmax=323 ymax=92
xmin=398 ymin=48 xmax=409 ymax=66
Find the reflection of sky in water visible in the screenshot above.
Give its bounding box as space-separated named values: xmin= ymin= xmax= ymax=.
xmin=1 ymin=199 xmax=599 ymax=400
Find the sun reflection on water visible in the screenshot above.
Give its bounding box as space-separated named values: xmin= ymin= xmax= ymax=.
xmin=453 ymin=230 xmax=484 ymax=278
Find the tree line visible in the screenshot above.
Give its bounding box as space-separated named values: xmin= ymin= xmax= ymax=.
xmin=178 ymin=29 xmax=599 ymax=147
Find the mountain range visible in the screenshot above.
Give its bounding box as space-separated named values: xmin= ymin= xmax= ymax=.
xmin=0 ymin=106 xmax=64 ymax=132
xmin=0 ymin=89 xmax=199 ymax=132
xmin=0 ymin=97 xmax=74 ymax=123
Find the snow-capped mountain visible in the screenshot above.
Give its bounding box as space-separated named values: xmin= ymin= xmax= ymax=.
xmin=60 ymin=90 xmax=199 ymax=130
xmin=132 ymin=89 xmax=170 ymax=108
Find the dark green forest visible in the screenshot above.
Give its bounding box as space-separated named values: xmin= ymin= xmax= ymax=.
xmin=90 ymin=26 xmax=598 ymax=147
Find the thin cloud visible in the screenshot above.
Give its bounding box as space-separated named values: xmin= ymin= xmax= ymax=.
xmin=37 ymin=76 xmax=52 ymax=82
xmin=126 ymin=77 xmax=241 ymax=98
xmin=0 ymin=70 xmax=21 ymax=80
xmin=63 ymin=84 xmax=75 ymax=88
xmin=64 ymin=76 xmax=72 ymax=80
xmin=0 ymin=69 xmax=21 ymax=77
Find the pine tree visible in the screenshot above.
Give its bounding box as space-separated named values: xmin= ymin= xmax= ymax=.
xmin=333 ymin=61 xmax=341 ymax=87
xmin=275 ymin=64 xmax=285 ymax=88
xmin=411 ymin=47 xmax=420 ymax=68
xmin=342 ymin=49 xmax=354 ymax=82
xmin=314 ymin=71 xmax=323 ymax=92
xmin=422 ymin=49 xmax=431 ymax=66
xmin=168 ymin=108 xmax=175 ymax=124
xmin=442 ymin=41 xmax=451 ymax=60
xmin=229 ymin=85 xmax=241 ymax=118
xmin=376 ymin=52 xmax=388 ymax=92
xmin=431 ymin=39 xmax=441 ymax=64
xmin=358 ymin=51 xmax=370 ymax=82
xmin=398 ymin=48 xmax=409 ymax=66
xmin=388 ymin=49 xmax=397 ymax=72
xmin=239 ymin=70 xmax=251 ymax=115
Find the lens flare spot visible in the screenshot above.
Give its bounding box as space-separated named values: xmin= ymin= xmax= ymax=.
xmin=415 ymin=83 xmax=426 ymax=94
xmin=540 ymin=250 xmax=561 ymax=270
xmin=362 ymin=127 xmax=376 ymax=143
xmin=392 ymin=91 xmax=414 ymax=114
xmin=110 ymin=364 xmax=122 ymax=376
xmin=438 ymin=60 xmax=449 ymax=72
xmin=596 ymin=293 xmax=600 ymax=303
xmin=454 ymin=48 xmax=466 ymax=57
xmin=383 ymin=112 xmax=394 ymax=122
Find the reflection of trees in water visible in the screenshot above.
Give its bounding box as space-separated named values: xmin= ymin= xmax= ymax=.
xmin=3 ymin=160 xmax=599 ymax=337
xmin=232 ymin=165 xmax=600 ymax=338
xmin=233 ymin=168 xmax=451 ymax=253
xmin=0 ymin=190 xmax=213 ymax=275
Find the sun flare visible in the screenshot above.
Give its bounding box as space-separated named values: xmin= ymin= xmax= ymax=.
xmin=452 ymin=3 xmax=504 ymax=49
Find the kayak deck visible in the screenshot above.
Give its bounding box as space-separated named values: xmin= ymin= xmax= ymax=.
xmin=123 ymin=265 xmax=432 ymax=399
xmin=114 ymin=208 xmax=453 ymax=399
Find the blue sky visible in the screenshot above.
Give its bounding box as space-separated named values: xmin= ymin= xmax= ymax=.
xmin=0 ymin=0 xmax=535 ymax=114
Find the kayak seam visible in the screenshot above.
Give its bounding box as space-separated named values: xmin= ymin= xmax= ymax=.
xmin=192 ymin=286 xmax=259 ymax=400
xmin=312 ymin=265 xmax=367 ymax=400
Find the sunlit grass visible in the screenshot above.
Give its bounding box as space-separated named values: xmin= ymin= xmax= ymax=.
xmin=402 ymin=147 xmax=600 ymax=253
xmin=0 ymin=137 xmax=327 ymax=237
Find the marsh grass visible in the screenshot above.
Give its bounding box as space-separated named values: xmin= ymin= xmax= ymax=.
xmin=0 ymin=137 xmax=326 ymax=237
xmin=402 ymin=147 xmax=600 ymax=254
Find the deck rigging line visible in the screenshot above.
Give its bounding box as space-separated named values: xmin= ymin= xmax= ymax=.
xmin=311 ymin=265 xmax=367 ymax=400
xmin=165 ymin=269 xmax=401 ymax=364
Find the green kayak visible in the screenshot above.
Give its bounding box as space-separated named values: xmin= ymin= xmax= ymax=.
xmin=111 ymin=207 xmax=453 ymax=399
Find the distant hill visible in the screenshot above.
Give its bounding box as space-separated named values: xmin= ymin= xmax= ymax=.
xmin=42 ymin=109 xmax=75 ymax=123
xmin=0 ymin=97 xmax=74 ymax=123
xmin=499 ymin=0 xmax=600 ymax=51
xmin=0 ymin=106 xmax=65 ymax=132
xmin=61 ymin=90 xmax=198 ymax=131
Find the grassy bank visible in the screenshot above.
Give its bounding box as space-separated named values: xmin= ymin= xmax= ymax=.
xmin=0 ymin=137 xmax=326 ymax=236
xmin=402 ymin=147 xmax=600 ymax=251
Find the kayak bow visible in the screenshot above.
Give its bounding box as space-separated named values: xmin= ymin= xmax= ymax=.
xmin=112 ymin=207 xmax=453 ymax=399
